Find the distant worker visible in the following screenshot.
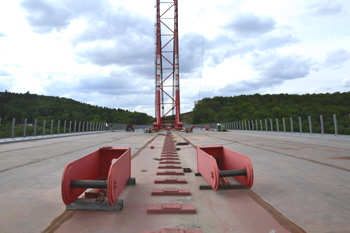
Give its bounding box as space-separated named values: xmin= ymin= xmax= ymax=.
xmin=105 ymin=123 xmax=108 ymax=130
xmin=217 ymin=123 xmax=221 ymax=131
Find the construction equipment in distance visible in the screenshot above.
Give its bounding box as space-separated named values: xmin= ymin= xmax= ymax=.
xmin=153 ymin=0 xmax=183 ymax=131
xmin=126 ymin=124 xmax=134 ymax=132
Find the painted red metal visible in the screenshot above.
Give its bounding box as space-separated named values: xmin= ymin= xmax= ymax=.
xmin=159 ymin=160 xmax=181 ymax=164
xmin=157 ymin=170 xmax=184 ymax=175
xmin=61 ymin=147 xmax=131 ymax=206
xmin=158 ymin=165 xmax=182 ymax=169
xmin=151 ymin=188 xmax=190 ymax=196
xmin=159 ymin=157 xmax=179 ymax=160
xmin=154 ymin=177 xmax=187 ymax=184
xmin=161 ymin=155 xmax=178 ymax=158
xmin=140 ymin=228 xmax=203 ymax=233
xmin=147 ymin=203 xmax=196 ymax=214
xmin=161 ymin=153 xmax=178 ymax=156
xmin=197 ymin=145 xmax=254 ymax=190
xmin=153 ymin=0 xmax=183 ymax=130
xmin=141 ymin=228 xmax=203 ymax=233
xmin=84 ymin=189 xmax=103 ymax=198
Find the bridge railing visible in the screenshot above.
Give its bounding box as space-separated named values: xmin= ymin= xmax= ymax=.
xmin=190 ymin=114 xmax=350 ymax=136
xmin=0 ymin=118 xmax=151 ymax=139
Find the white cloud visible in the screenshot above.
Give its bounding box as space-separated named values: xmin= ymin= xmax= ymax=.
xmin=323 ymin=49 xmax=350 ymax=69
xmin=0 ymin=0 xmax=350 ymax=117
xmin=341 ymin=78 xmax=350 ymax=87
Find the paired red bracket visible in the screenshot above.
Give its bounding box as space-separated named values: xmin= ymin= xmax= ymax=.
xmin=61 ymin=146 xmax=132 ymax=207
xmin=141 ymin=228 xmax=202 ymax=233
xmin=147 ymin=203 xmax=196 ymax=214
xmin=196 ymin=145 xmax=253 ymax=190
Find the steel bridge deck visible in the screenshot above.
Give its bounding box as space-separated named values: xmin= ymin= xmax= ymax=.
xmin=0 ymin=130 xmax=349 ymax=233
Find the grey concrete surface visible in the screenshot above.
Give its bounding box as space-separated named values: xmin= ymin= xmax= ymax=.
xmin=0 ymin=129 xmax=349 ymax=233
xmin=0 ymin=130 xmax=156 ymax=233
xmin=179 ymin=129 xmax=350 ymax=233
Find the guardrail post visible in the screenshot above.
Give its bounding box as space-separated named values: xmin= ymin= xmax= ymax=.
xmin=74 ymin=121 xmax=77 ymax=132
xmin=50 ymin=120 xmax=54 ymax=135
xmin=43 ymin=119 xmax=46 ymax=135
xmin=64 ymin=121 xmax=67 ymax=133
xmin=320 ymin=115 xmax=324 ymax=135
xmin=270 ymin=119 xmax=273 ymax=132
xmin=333 ymin=114 xmax=338 ymax=136
xmin=11 ymin=118 xmax=16 ymax=138
xmin=298 ymin=117 xmax=302 ymax=133
xmin=58 ymin=120 xmax=60 ymax=134
xmin=276 ymin=118 xmax=279 ymax=132
xmin=78 ymin=121 xmax=81 ymax=132
xmin=308 ymin=116 xmax=312 ymax=134
xmin=34 ymin=119 xmax=37 ymax=136
xmin=260 ymin=120 xmax=263 ymax=131
xmin=290 ymin=117 xmax=293 ymax=133
xmin=69 ymin=121 xmax=72 ymax=133
xmin=282 ymin=118 xmax=286 ymax=132
xmin=265 ymin=119 xmax=268 ymax=131
xmin=24 ymin=119 xmax=27 ymax=137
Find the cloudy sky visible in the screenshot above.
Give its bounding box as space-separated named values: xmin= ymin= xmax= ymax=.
xmin=1 ymin=0 xmax=350 ymax=116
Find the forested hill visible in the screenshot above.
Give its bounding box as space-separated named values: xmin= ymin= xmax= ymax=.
xmin=0 ymin=91 xmax=153 ymax=125
xmin=191 ymin=92 xmax=350 ymax=124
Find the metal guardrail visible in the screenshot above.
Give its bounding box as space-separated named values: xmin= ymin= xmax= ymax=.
xmin=190 ymin=114 xmax=350 ymax=136
xmin=0 ymin=117 xmax=151 ymax=139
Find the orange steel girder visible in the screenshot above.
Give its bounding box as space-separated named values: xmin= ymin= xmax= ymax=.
xmin=154 ymin=0 xmax=183 ymax=130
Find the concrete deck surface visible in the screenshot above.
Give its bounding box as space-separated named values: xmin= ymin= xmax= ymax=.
xmin=0 ymin=129 xmax=349 ymax=233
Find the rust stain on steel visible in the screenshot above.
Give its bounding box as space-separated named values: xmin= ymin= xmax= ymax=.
xmin=327 ymin=156 xmax=350 ymax=160
xmin=242 ymin=189 xmax=307 ymax=233
xmin=42 ymin=210 xmax=76 ymax=233
xmin=236 ymin=141 xmax=350 ymax=173
xmin=131 ymin=134 xmax=158 ymax=159
xmin=45 ymin=135 xmax=158 ymax=232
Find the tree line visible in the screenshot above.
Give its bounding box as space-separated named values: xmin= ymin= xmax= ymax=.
xmin=0 ymin=91 xmax=153 ymax=125
xmin=191 ymin=92 xmax=350 ymax=134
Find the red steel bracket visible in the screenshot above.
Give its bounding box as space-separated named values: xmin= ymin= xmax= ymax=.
xmin=159 ymin=160 xmax=181 ymax=164
xmin=151 ymin=188 xmax=190 ymax=196
xmin=154 ymin=177 xmax=187 ymax=184
xmin=197 ymin=145 xmax=253 ymax=190
xmin=140 ymin=228 xmax=203 ymax=233
xmin=61 ymin=147 xmax=131 ymax=206
xmin=147 ymin=203 xmax=196 ymax=214
xmin=156 ymin=170 xmax=184 ymax=175
xmin=158 ymin=165 xmax=182 ymax=169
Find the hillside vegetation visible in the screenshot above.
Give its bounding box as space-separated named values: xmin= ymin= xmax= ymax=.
xmin=0 ymin=91 xmax=153 ymax=125
xmin=191 ymin=92 xmax=350 ymax=134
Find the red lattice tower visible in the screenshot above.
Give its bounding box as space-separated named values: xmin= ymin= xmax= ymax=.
xmin=153 ymin=0 xmax=183 ymax=130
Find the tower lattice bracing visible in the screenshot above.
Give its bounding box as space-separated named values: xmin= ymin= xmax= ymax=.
xmin=153 ymin=0 xmax=183 ymax=130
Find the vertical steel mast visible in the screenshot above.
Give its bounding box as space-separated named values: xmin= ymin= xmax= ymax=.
xmin=153 ymin=0 xmax=183 ymax=130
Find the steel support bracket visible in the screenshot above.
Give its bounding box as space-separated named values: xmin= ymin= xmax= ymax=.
xmin=61 ymin=146 xmax=132 ymax=209
xmin=196 ymin=145 xmax=254 ymax=191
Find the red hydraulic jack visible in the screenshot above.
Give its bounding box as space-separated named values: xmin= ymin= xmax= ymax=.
xmin=61 ymin=147 xmax=135 ymax=211
xmin=196 ymin=145 xmax=254 ymax=190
